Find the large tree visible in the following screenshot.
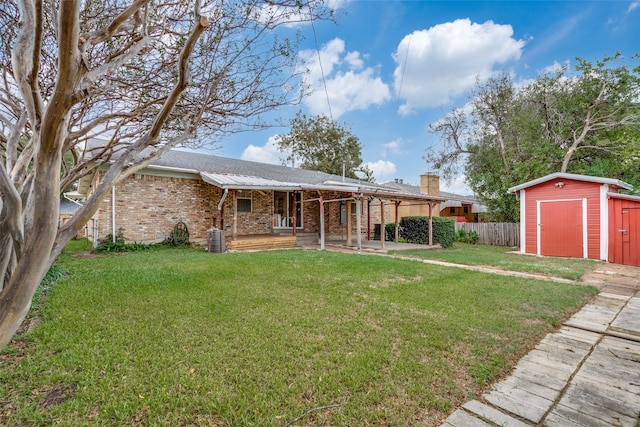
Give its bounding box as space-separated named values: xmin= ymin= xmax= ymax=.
xmin=428 ymin=55 xmax=640 ymax=221
xmin=0 ymin=0 xmax=333 ymax=349
xmin=276 ymin=111 xmax=373 ymax=180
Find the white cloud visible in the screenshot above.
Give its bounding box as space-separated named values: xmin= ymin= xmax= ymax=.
xmin=393 ymin=19 xmax=525 ymax=113
xmin=540 ymin=60 xmax=570 ymax=75
xmin=441 ymin=174 xmax=473 ymax=195
xmin=299 ymin=38 xmax=391 ymax=118
xmin=382 ymin=139 xmax=402 ymax=156
xmin=628 ymin=1 xmax=639 ymax=13
xmin=240 ymin=135 xmax=290 ymax=165
xmin=364 ymin=160 xmax=397 ymax=180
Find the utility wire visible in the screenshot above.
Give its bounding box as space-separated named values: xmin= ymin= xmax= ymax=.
xmin=397 ymin=33 xmax=412 ymax=101
xmin=309 ymin=3 xmax=334 ymax=122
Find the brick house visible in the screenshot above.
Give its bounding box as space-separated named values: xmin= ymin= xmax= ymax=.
xmin=78 ymin=149 xmax=444 ymax=251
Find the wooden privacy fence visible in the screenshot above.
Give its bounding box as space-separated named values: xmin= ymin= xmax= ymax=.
xmin=455 ymin=222 xmax=520 ymax=247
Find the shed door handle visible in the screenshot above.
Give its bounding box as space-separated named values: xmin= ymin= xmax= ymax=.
xmin=617 ymin=229 xmax=627 ymax=234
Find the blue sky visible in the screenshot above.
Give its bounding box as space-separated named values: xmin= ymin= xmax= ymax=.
xmin=214 ymin=0 xmax=639 ymax=194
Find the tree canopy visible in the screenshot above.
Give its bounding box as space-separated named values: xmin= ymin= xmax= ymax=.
xmin=277 ymin=112 xmax=373 ymax=180
xmin=0 ymin=0 xmax=333 ymax=349
xmin=428 ymin=55 xmax=640 ymax=221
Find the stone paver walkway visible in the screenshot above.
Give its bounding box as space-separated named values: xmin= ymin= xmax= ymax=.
xmin=442 ymin=264 xmax=640 ymax=427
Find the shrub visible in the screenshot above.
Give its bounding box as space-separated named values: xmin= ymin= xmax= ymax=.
xmin=398 ymin=216 xmax=456 ymax=248
xmin=455 ymin=229 xmax=479 ymax=244
xmin=94 ymin=228 xmax=155 ymax=253
xmin=384 ymin=223 xmax=397 ymax=241
xmin=162 ymin=221 xmax=190 ymax=247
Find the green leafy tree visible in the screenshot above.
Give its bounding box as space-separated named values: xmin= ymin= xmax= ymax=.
xmin=277 ymin=112 xmax=371 ymax=180
xmin=0 ymin=0 xmax=333 ymax=349
xmin=429 ymin=55 xmax=640 ymax=221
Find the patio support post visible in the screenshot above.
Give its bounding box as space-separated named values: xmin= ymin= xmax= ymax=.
xmin=394 ymin=201 xmax=401 ymax=243
xmin=367 ymin=199 xmax=371 ymax=241
xmin=232 ymin=189 xmax=238 ymax=241
xmin=318 ymin=192 xmax=325 ymax=250
xmin=428 ymin=202 xmax=434 ymax=246
xmin=291 ymin=191 xmax=296 ymax=236
xmin=111 ymin=185 xmax=116 ymax=243
xmin=356 ymin=196 xmax=362 ymax=254
xmin=380 ymin=199 xmax=385 ymax=250
xmin=346 ymin=198 xmax=352 ymax=246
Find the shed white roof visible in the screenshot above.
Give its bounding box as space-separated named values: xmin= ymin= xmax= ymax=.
xmin=508 ymin=172 xmax=633 ymax=193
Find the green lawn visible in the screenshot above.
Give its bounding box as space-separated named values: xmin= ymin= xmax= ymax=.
xmin=1 ymin=246 xmax=598 ymax=426
xmin=391 ymin=243 xmax=601 ymax=281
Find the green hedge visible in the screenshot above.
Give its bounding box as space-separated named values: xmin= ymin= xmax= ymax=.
xmin=398 ymin=216 xmax=455 ymax=248
xmin=384 ymin=223 xmax=396 ymax=241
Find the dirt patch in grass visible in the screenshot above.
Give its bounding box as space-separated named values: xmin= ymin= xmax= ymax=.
xmin=41 ymin=384 xmax=77 ymax=408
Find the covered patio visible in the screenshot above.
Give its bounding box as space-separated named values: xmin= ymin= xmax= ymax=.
xmin=200 ymin=171 xmax=445 ymax=253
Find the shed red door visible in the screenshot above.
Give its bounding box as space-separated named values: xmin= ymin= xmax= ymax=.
xmin=539 ymin=200 xmax=583 ymax=258
xmin=616 ymin=208 xmax=640 ymax=267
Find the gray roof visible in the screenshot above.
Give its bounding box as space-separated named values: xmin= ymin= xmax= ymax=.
xmin=80 ymin=142 xmax=444 ymax=201
xmin=155 ymin=149 xmax=358 ymax=187
xmin=60 ymin=201 xmax=82 ymax=214
xmin=149 ymin=150 xmax=444 ymax=202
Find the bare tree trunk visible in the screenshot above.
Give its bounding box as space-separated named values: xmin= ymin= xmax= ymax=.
xmin=0 ymin=0 xmax=77 ymax=349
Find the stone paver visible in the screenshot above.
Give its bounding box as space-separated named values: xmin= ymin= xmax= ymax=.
xmin=461 ymin=400 xmax=530 ymax=427
xmin=441 ymin=265 xmax=640 ymax=427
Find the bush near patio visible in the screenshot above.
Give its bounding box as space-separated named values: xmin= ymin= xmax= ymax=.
xmin=0 ymin=244 xmax=597 ymax=426
xmin=399 ymin=216 xmax=455 ymax=248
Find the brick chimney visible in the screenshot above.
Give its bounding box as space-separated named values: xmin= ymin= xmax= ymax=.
xmin=420 ymin=173 xmax=440 ymax=196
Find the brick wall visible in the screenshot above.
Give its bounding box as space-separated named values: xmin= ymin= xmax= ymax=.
xmin=89 ymin=172 xmax=370 ymax=243
xmin=91 ymin=172 xmax=218 ymax=243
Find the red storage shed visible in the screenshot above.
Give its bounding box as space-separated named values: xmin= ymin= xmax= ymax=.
xmin=508 ymin=173 xmax=640 ymax=267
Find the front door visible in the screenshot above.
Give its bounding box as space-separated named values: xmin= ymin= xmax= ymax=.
xmin=539 ymin=200 xmax=584 ymax=258
xmin=273 ymin=191 xmax=302 ymax=228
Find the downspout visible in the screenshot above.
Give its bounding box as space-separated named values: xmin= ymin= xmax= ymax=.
xmin=218 ymin=188 xmax=228 ymax=210
xmin=111 ymin=185 xmax=116 ymax=243
xmin=218 ymin=188 xmax=228 ymax=231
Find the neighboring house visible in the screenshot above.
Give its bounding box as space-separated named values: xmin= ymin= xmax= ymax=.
xmin=379 ymin=174 xmax=487 ymax=223
xmin=59 ymin=200 xmax=86 ymax=238
xmin=59 ymin=201 xmax=82 ymax=227
xmin=508 ymin=172 xmax=640 ymax=267
xmin=77 ymin=149 xmax=444 ymax=251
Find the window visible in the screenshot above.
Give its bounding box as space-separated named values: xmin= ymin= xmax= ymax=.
xmin=237 ymin=190 xmax=252 ymax=213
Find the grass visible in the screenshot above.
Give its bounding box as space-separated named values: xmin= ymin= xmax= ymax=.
xmin=391 ymin=243 xmax=601 ymax=281
xmin=0 ymin=244 xmax=598 ymax=426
